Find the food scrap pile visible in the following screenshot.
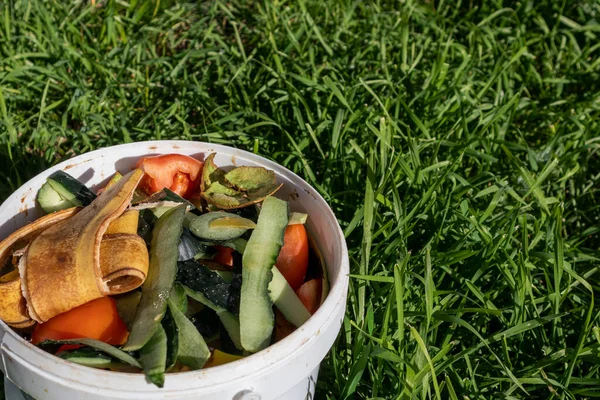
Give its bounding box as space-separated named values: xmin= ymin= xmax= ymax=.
xmin=0 ymin=153 xmax=327 ymax=387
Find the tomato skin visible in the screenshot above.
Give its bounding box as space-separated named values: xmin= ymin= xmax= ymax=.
xmin=213 ymin=246 xmax=234 ymax=267
xmin=31 ymin=297 xmax=129 ymax=346
xmin=275 ymin=224 xmax=309 ymax=290
xmin=169 ymin=172 xmax=192 ymax=198
xmin=296 ymin=279 xmax=322 ymax=315
xmin=136 ymin=154 xmax=203 ymax=198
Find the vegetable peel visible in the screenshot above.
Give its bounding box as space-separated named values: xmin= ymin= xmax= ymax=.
xmin=200 ymin=153 xmax=283 ymax=209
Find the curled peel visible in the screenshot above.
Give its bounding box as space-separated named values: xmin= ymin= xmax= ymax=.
xmin=0 ymin=178 xmax=150 ymax=328
xmin=0 ymin=208 xmax=80 ymax=328
xmin=0 ymin=210 xmax=149 ymax=327
xmin=100 ymin=210 xmax=149 ymax=295
xmin=200 ymin=153 xmax=283 ymax=209
xmin=21 ymin=169 xmax=145 ymax=323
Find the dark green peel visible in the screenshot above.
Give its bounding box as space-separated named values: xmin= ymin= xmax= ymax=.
xmin=139 ymin=325 xmax=168 ymax=388
xmin=177 ymin=260 xmax=230 ymax=309
xmin=162 ymin=308 xmax=179 ymax=371
xmin=58 ymin=348 xmax=113 ymax=368
xmin=183 ymin=286 xmax=243 ymax=350
xmin=39 ymin=339 xmax=141 ymax=368
xmin=178 ymin=227 xmax=214 ymax=261
xmin=123 ymin=205 xmax=186 ymax=351
xmin=167 ymin=298 xmax=210 ymax=370
xmin=46 ymin=170 xmax=97 ymax=206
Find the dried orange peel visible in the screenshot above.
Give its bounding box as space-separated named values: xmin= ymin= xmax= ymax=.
xmin=0 ymin=169 xmax=151 ymax=327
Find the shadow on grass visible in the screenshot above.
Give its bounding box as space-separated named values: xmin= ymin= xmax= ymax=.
xmin=0 ymin=145 xmax=52 ymax=204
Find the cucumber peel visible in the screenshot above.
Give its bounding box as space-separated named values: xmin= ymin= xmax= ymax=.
xmin=239 ymin=196 xmax=289 ymax=353
xmin=183 ymin=286 xmax=243 ymax=350
xmin=36 ymin=182 xmax=75 ymax=213
xmin=123 ymin=204 xmax=185 ymax=351
xmin=58 ymin=348 xmax=113 ymax=368
xmin=167 ymin=298 xmax=210 ymax=370
xmin=39 ymin=338 xmax=141 ymax=368
xmin=139 ymin=324 xmax=168 ymax=388
xmin=288 ymin=212 xmax=308 ymax=225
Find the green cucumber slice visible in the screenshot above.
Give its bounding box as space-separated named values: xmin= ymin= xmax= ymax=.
xmin=46 ymin=170 xmax=97 ymax=206
xmin=288 ymin=212 xmax=308 ymax=225
xmin=239 ymin=196 xmax=289 ymax=353
xmin=36 ymin=182 xmax=75 ymax=213
xmin=269 ymin=267 xmax=311 ymax=327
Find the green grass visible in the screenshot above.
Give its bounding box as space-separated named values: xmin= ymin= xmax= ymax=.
xmin=1 ymin=0 xmax=600 ymax=399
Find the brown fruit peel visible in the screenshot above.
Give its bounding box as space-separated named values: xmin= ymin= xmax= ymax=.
xmin=105 ymin=210 xmax=139 ymax=235
xmin=0 ymin=207 xmax=80 ymax=327
xmin=0 ymin=178 xmax=151 ymax=328
xmin=102 ymin=209 xmax=148 ymax=296
xmin=21 ymin=169 xmax=145 ymax=323
xmin=101 ymin=209 xmax=149 ymax=295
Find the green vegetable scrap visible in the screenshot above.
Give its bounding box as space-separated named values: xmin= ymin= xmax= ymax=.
xmin=123 ymin=205 xmax=185 ymax=351
xmin=139 ymin=325 xmax=168 ymax=388
xmin=200 ymin=153 xmax=283 ymax=209
xmin=188 ymin=211 xmax=255 ymax=241
xmin=240 ymin=196 xmax=289 ymax=353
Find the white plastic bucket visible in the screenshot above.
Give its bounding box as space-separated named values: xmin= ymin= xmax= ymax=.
xmin=0 ymin=141 xmax=349 ymax=400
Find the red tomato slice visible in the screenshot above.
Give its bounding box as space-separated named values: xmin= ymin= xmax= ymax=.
xmin=213 ymin=246 xmax=234 ymax=267
xmin=275 ymin=224 xmax=309 ymax=290
xmin=31 ymin=297 xmax=129 ymax=346
xmin=296 ymin=279 xmax=322 ymax=315
xmin=136 ymin=154 xmax=203 ymax=198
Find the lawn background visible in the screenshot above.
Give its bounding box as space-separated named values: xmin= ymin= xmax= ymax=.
xmin=0 ymin=0 xmax=599 ymax=399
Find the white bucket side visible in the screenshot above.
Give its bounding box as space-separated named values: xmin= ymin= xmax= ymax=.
xmin=0 ymin=141 xmax=349 ymax=400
